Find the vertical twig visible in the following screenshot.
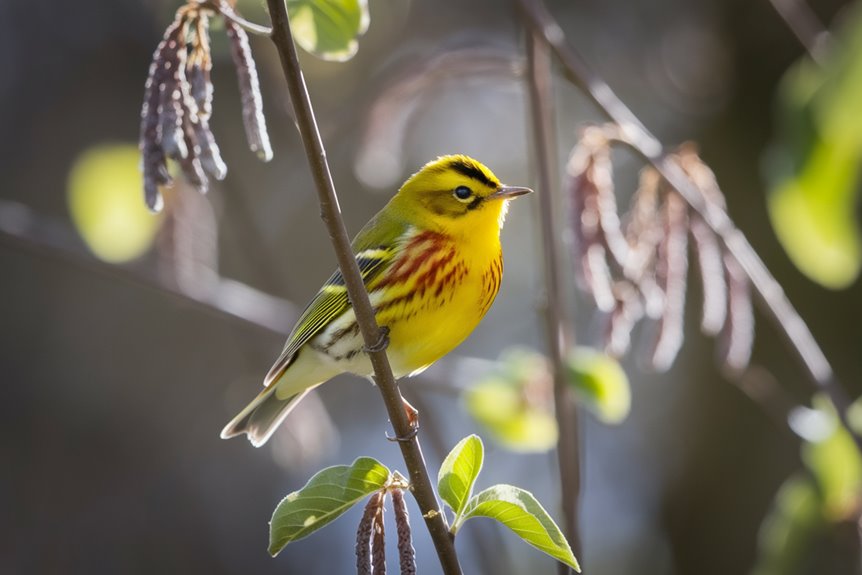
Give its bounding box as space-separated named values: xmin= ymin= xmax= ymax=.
xmin=262 ymin=2 xmax=463 ymax=573
xmin=518 ymin=0 xmax=862 ymax=454
xmin=524 ymin=24 xmax=582 ymax=570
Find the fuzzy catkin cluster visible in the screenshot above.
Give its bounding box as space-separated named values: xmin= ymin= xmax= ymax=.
xmin=140 ymin=1 xmax=271 ymax=212
xmin=569 ymin=124 xmax=754 ymax=373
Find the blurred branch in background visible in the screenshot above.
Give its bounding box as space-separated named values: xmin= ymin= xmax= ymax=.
xmin=355 ymin=45 xmax=523 ymax=190
xmin=0 ymin=198 xmax=297 ymax=336
xmin=524 ymin=24 xmax=582 ymax=570
xmin=768 ymin=0 xmax=833 ymax=64
xmin=517 ymin=0 xmax=862 ymax=454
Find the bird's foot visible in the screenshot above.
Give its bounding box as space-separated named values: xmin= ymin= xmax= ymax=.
xmin=386 ymin=396 xmax=420 ymax=442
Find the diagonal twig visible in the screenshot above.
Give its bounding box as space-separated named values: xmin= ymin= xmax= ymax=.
xmin=767 ymin=0 xmax=832 ymax=65
xmin=0 ymin=199 xmax=297 ymax=336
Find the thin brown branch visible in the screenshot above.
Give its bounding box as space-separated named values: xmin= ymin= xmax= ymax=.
xmin=262 ymin=2 xmax=463 ymax=573
xmin=525 ymin=27 xmax=582 ymax=570
xmin=518 ymin=0 xmax=862 ymax=454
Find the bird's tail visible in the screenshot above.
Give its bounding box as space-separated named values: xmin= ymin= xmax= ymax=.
xmin=220 ymin=384 xmax=312 ymax=447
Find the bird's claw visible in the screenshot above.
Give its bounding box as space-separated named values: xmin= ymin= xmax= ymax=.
xmin=364 ymin=326 xmax=390 ymax=353
xmin=386 ymin=423 xmax=420 ymax=443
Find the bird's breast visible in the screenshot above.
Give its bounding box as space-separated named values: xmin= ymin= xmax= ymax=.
xmin=370 ymin=229 xmax=503 ymax=374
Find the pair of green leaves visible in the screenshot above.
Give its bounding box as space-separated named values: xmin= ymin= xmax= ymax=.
xmin=268 ymin=435 xmax=580 ymax=572
xmin=438 ymin=435 xmax=580 ymax=571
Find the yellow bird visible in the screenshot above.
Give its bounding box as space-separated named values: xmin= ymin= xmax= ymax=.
xmin=222 ymin=155 xmax=532 ymax=446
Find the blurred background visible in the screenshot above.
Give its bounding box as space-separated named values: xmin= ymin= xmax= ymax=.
xmin=2 ymin=0 xmax=862 ymax=573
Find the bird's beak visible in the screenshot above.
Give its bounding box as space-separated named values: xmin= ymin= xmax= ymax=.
xmin=489 ymin=185 xmax=533 ymax=200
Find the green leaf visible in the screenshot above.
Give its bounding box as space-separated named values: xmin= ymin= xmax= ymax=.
xmin=438 ymin=435 xmax=484 ymax=522
xmin=458 ymin=484 xmax=580 ymax=572
xmin=767 ymin=138 xmax=862 ymax=289
xmin=268 ymin=457 xmax=389 ymax=555
xmin=765 ymin=4 xmax=862 ymax=288
xmin=67 ymin=144 xmax=162 ymax=263
xmin=565 ymin=347 xmax=631 ymax=425
xmin=464 ymin=349 xmax=558 ymax=453
xmin=286 ymin=0 xmax=369 ymax=62
xmin=752 ymin=474 xmax=824 ymax=575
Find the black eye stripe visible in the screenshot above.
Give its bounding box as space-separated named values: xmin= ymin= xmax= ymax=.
xmin=467 ymin=196 xmax=483 ymax=210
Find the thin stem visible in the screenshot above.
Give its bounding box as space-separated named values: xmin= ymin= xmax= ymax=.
xmin=262 ymin=2 xmax=463 ymax=573
xmin=524 ymin=25 xmax=582 ymax=567
xmin=518 ymin=0 xmax=862 ymax=453
xmin=204 ymin=0 xmax=273 ymax=36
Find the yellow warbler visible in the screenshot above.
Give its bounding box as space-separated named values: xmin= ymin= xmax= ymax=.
xmin=222 ymin=155 xmax=532 ymax=446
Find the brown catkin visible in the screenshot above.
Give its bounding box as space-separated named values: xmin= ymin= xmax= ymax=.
xmin=356 ymin=493 xmax=383 ymax=575
xmin=689 ymin=214 xmax=727 ymax=336
xmin=719 ymin=253 xmax=754 ymax=373
xmin=391 ymin=489 xmax=416 ymax=575
xmin=570 ymin=153 xmax=615 ymax=312
xmin=371 ymin=492 xmax=386 ymax=575
xmin=225 ymin=19 xmax=273 ymax=161
xmin=140 ymin=17 xmax=187 ymax=211
xmin=185 ymin=13 xmax=227 ymax=181
xmin=178 ymin=114 xmax=208 ymax=193
xmin=650 ymin=191 xmax=689 ymax=371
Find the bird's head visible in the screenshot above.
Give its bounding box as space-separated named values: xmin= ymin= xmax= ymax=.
xmin=392 ymin=155 xmax=532 ymax=236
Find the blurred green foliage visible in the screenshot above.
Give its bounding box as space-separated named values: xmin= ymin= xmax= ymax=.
xmin=765 ymin=6 xmax=862 ymax=289
xmin=753 ymin=395 xmax=862 ymax=575
xmin=464 ymin=350 xmax=558 ymax=452
xmin=67 ymin=144 xmax=162 ymax=264
xmin=465 ymin=348 xmax=630 ymax=451
xmin=565 ymin=347 xmax=631 ymax=425
xmin=286 ymin=0 xmax=369 ymax=61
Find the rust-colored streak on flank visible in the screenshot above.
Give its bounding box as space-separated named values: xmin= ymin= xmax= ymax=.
xmin=479 ymin=252 xmax=503 ymax=315
xmin=435 ymin=260 xmax=461 ymax=297
xmin=413 ymin=248 xmax=455 ymax=289
xmin=373 ymin=230 xmax=467 ymax=321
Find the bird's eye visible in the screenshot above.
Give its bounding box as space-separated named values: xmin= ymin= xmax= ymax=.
xmin=453 ymin=186 xmax=473 ymax=201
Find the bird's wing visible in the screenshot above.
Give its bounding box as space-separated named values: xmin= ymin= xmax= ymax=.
xmin=263 ymin=211 xmax=407 ymax=386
